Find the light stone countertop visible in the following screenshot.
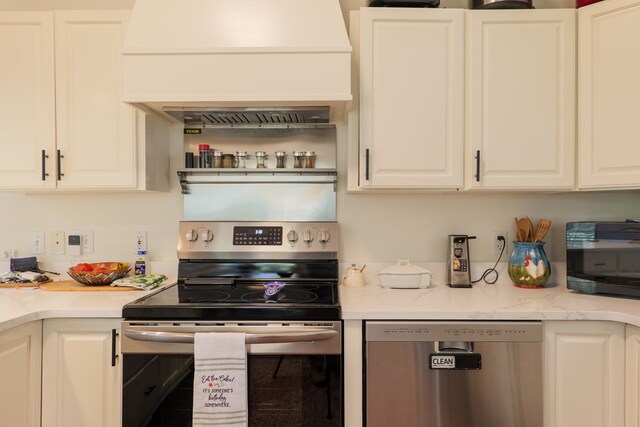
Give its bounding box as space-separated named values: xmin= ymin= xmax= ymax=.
xmin=2 ymin=260 xmax=640 ymax=334
xmin=0 ymin=260 xmax=176 ymax=333
xmin=339 ymin=262 xmax=640 ymax=327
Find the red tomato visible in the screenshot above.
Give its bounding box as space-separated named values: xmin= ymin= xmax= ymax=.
xmin=73 ymin=263 xmax=93 ymax=272
xmin=94 ymin=266 xmax=108 ymax=273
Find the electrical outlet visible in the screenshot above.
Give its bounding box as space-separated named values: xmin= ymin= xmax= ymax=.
xmin=69 ymin=230 xmax=94 ymax=254
xmin=492 ymin=231 xmax=508 ymax=255
xmin=52 ymin=231 xmax=65 ymax=255
xmin=136 ymin=231 xmax=147 ymax=252
xmin=31 ymin=231 xmax=45 ymax=255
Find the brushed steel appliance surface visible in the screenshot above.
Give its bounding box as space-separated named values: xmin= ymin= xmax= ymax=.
xmin=365 ymin=321 xmax=543 ymax=427
xmin=472 ymin=0 xmax=533 ymax=8
xmin=177 ymin=220 xmax=338 ymax=260
xmin=446 ymin=234 xmax=475 ymax=287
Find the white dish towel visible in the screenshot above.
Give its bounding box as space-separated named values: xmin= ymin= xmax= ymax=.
xmin=193 ymin=332 xmax=248 ymax=427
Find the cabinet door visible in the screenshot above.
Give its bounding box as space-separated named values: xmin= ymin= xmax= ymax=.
xmin=0 ymin=12 xmax=56 ymax=189
xmin=544 ymin=321 xmax=624 ymax=427
xmin=42 ymin=318 xmax=121 ymax=427
xmin=578 ymin=0 xmax=640 ymax=189
xmin=54 ymin=10 xmax=137 ymax=189
xmin=0 ymin=321 xmax=42 ymax=427
xmin=627 ymin=325 xmax=640 ymax=427
xmin=359 ymin=8 xmax=464 ymax=189
xmin=467 ymin=10 xmax=576 ymax=190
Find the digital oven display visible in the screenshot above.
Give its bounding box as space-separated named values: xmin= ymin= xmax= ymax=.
xmin=233 ymin=226 xmax=283 ymax=245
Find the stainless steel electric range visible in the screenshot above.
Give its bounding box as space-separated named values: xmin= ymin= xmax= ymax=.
xmin=121 ymin=221 xmax=342 ymax=427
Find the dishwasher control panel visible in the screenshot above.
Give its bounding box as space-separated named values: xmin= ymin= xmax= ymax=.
xmin=365 ymin=321 xmax=543 ymax=342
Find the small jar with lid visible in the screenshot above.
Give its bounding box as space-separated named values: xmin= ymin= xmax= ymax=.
xmin=212 ymin=151 xmax=223 ymax=168
xmin=255 ymin=151 xmax=267 ymax=168
xmin=293 ymin=151 xmax=305 ymax=168
xmin=199 ymin=144 xmax=211 ymax=168
xmin=275 ymin=151 xmax=287 ymax=168
xmin=222 ymin=153 xmax=236 ymax=168
xmin=304 ymin=151 xmax=316 ymax=168
xmin=236 ymin=151 xmax=248 ymax=168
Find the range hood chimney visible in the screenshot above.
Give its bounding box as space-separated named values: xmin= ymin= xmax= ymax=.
xmin=122 ymin=0 xmax=352 ymax=125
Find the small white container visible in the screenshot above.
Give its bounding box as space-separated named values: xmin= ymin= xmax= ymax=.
xmin=377 ymin=260 xmax=431 ymax=289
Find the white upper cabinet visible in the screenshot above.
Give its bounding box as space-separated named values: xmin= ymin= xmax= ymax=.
xmin=0 ymin=10 xmax=169 ymax=192
xmin=578 ymin=0 xmax=640 ymax=189
xmin=467 ymin=9 xmax=576 ymax=190
xmin=54 ymin=10 xmax=136 ymax=189
xmin=0 ymin=12 xmax=55 ymax=189
xmin=355 ymin=8 xmax=465 ymax=189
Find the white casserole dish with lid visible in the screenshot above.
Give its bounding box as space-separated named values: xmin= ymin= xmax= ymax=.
xmin=377 ymin=260 xmax=431 ymax=289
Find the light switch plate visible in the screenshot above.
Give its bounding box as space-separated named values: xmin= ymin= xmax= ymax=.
xmin=52 ymin=231 xmax=65 ymax=255
xmin=31 ymin=231 xmax=45 ymax=255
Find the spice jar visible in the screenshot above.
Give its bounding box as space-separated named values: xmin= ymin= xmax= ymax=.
xmin=212 ymin=151 xmax=223 ymax=168
xmin=255 ymin=151 xmax=267 ymax=168
xmin=199 ymin=144 xmax=211 ymax=168
xmin=304 ymin=151 xmax=316 ymax=168
xmin=275 ymin=151 xmax=287 ymax=168
xmin=236 ymin=151 xmax=248 ymax=168
xmin=222 ymin=153 xmax=236 ymax=168
xmin=293 ymin=151 xmax=305 ymax=168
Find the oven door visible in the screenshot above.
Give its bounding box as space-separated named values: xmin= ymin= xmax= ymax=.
xmin=121 ymin=321 xmax=342 ymax=427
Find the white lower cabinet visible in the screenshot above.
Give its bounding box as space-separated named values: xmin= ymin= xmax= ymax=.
xmin=544 ymin=321 xmax=625 ymax=427
xmin=626 ymin=325 xmax=640 ymax=427
xmin=42 ymin=318 xmax=122 ymax=427
xmin=0 ymin=321 xmax=42 ymax=427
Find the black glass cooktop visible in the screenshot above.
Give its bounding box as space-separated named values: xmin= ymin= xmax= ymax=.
xmin=122 ymin=282 xmax=340 ymax=321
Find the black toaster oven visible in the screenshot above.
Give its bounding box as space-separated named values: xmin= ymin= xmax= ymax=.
xmin=567 ymin=221 xmax=640 ymax=297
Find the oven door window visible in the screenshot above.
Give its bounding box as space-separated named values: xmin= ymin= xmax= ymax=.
xmin=123 ymin=354 xmax=342 ymax=427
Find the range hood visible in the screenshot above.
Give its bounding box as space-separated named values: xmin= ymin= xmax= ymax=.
xmin=122 ymin=0 xmax=352 ymax=125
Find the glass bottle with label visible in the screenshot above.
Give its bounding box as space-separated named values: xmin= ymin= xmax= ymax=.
xmin=134 ymin=250 xmax=148 ymax=275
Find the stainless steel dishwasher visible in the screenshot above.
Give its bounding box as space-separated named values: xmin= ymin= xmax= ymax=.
xmin=365 ymin=321 xmax=543 ymax=427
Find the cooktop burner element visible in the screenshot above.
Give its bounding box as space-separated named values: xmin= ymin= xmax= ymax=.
xmin=123 ymin=221 xmax=340 ymax=321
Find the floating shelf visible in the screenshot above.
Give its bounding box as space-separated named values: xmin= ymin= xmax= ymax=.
xmin=177 ymin=168 xmax=337 ymax=194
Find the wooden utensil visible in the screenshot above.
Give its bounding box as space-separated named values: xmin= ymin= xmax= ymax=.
xmin=533 ymin=218 xmax=552 ymax=242
xmin=516 ymin=217 xmax=532 ymax=242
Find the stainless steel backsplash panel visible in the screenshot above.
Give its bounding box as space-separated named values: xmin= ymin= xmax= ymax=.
xmin=183 ymin=183 xmax=336 ymax=221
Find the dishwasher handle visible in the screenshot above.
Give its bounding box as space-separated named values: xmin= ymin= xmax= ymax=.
xmin=124 ymin=329 xmax=338 ymax=345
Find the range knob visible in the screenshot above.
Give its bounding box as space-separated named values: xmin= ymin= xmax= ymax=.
xmin=303 ymin=229 xmax=315 ymax=245
xmin=318 ymin=229 xmax=330 ymax=244
xmin=287 ymin=229 xmax=298 ymax=244
xmin=185 ymin=229 xmax=198 ymax=242
xmin=201 ymin=229 xmax=214 ymax=243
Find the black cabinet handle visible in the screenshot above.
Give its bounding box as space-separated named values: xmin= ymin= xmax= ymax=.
xmin=475 ymin=150 xmax=481 ymax=182
xmin=111 ymin=329 xmax=119 ymax=367
xmin=41 ymin=150 xmax=49 ymax=181
xmin=365 ymin=149 xmax=370 ymax=181
xmin=56 ymin=150 xmax=64 ymax=181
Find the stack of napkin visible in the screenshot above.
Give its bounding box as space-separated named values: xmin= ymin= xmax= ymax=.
xmin=111 ymin=274 xmax=167 ymax=290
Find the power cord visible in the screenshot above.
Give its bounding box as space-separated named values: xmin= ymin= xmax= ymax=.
xmin=471 ymin=236 xmax=506 ymax=285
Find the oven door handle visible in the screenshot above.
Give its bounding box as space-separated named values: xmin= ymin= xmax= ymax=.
xmin=124 ymin=329 xmax=338 ymax=345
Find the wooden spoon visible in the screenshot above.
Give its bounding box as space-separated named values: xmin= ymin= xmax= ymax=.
xmin=533 ymin=219 xmax=552 ymax=242
xmin=516 ymin=217 xmax=531 ymax=242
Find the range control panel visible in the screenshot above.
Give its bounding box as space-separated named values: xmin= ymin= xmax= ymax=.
xmin=233 ymin=226 xmax=283 ymax=245
xmin=178 ymin=221 xmax=338 ymax=260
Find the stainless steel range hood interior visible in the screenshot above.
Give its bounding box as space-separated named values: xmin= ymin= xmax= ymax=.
xmin=122 ymin=0 xmax=352 ymax=124
xmin=165 ymin=106 xmax=331 ymax=129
